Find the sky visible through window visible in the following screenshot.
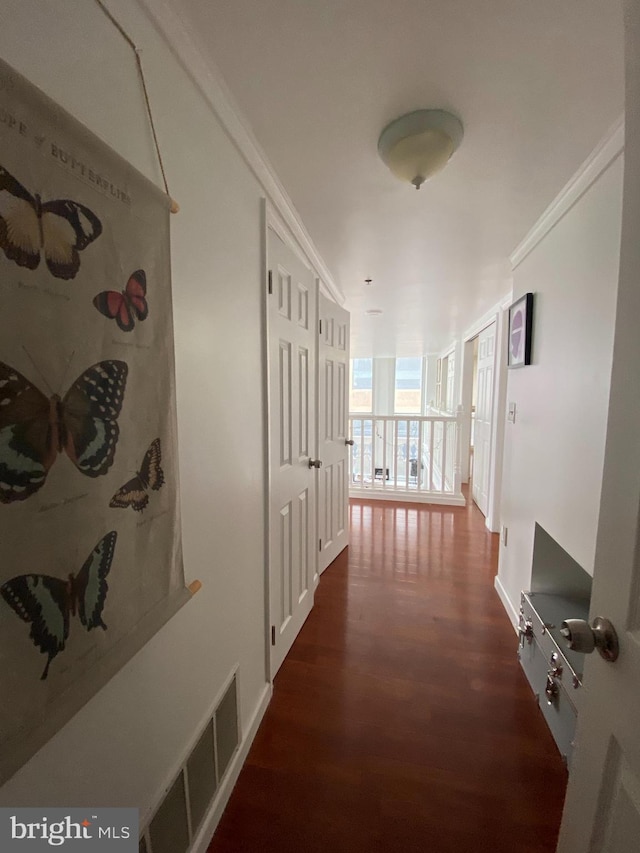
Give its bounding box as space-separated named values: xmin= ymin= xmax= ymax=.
xmin=395 ymin=357 xmax=422 ymax=413
xmin=350 ymin=358 xmax=372 ymax=412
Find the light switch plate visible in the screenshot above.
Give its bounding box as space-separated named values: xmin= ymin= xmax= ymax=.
xmin=508 ymin=402 xmax=517 ymax=423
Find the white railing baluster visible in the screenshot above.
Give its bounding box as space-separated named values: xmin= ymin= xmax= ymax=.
xmin=381 ymin=418 xmax=387 ymax=491
xmin=391 ymin=419 xmax=396 ymax=490
xmin=428 ymin=420 xmax=435 ymax=491
xmin=441 ymin=422 xmax=447 ymax=493
xmin=359 ymin=418 xmax=364 ymax=490
xmin=371 ymin=418 xmax=377 ymax=487
xmin=417 ymin=420 xmax=423 ymax=492
xmin=404 ymin=420 xmax=410 ymax=490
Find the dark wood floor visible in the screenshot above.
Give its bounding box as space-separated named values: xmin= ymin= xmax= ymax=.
xmin=209 ymin=496 xmax=567 ymax=853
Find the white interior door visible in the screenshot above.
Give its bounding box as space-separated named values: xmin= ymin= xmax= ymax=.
xmin=557 ymin=6 xmax=640 ymax=848
xmin=472 ymin=321 xmax=495 ymax=516
xmin=267 ymin=226 xmax=317 ymax=678
xmin=317 ymin=293 xmax=350 ymax=574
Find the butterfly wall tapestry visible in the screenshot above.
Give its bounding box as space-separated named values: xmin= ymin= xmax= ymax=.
xmin=0 ymin=56 xmax=187 ymax=786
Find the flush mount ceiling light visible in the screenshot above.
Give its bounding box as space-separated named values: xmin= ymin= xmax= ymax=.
xmin=365 ymin=308 xmax=383 ymax=316
xmin=377 ymin=109 xmax=464 ymax=190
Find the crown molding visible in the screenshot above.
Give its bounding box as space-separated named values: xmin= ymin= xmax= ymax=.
xmin=510 ymin=115 xmax=625 ymax=271
xmin=137 ymin=0 xmax=346 ymax=306
xmin=462 ymin=291 xmax=513 ymax=341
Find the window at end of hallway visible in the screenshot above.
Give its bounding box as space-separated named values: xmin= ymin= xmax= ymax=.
xmin=394 ymin=357 xmax=423 ymax=414
xmin=350 ymin=358 xmax=373 ymax=412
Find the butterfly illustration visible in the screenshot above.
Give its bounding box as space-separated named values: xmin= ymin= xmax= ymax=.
xmin=93 ymin=269 xmax=149 ymax=333
xmin=1 ymin=531 xmax=117 ymax=680
xmin=110 ymin=438 xmax=164 ymax=512
xmin=0 ymin=359 xmax=128 ymax=504
xmin=0 ymin=164 xmax=102 ymax=280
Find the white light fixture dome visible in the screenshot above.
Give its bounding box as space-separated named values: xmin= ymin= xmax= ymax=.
xmin=378 ymin=109 xmax=464 ymax=190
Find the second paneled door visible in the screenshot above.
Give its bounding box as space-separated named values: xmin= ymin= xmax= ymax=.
xmin=317 ymin=294 xmax=350 ymax=574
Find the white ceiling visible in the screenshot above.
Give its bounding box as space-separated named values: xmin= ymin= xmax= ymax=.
xmin=171 ymin=0 xmax=624 ymax=356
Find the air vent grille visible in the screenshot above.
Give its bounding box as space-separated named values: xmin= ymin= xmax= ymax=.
xmin=215 ymin=676 xmax=239 ymax=781
xmin=187 ymin=720 xmax=217 ymax=833
xmin=149 ymin=773 xmax=190 ymax=853
xmin=140 ymin=671 xmax=240 ymax=852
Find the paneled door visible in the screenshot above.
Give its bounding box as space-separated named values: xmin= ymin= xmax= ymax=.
xmin=267 ymin=226 xmax=317 ymax=678
xmin=557 ymin=5 xmax=640 ymax=848
xmin=472 ymin=321 xmax=495 ymax=517
xmin=317 ymin=293 xmax=350 ymax=575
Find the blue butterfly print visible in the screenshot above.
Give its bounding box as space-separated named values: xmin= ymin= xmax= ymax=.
xmin=1 ymin=531 xmax=117 ymax=679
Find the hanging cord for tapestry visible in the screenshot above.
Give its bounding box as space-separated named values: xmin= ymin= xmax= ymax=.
xmin=93 ymin=0 xmax=180 ymax=214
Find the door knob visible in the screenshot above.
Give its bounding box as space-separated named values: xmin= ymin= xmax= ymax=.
xmin=560 ymin=617 xmax=619 ymax=662
xmin=345 ymin=439 xmax=355 ymax=446
xmin=308 ymin=459 xmax=322 ymax=469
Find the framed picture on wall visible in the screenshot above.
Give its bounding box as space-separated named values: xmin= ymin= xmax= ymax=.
xmin=508 ymin=292 xmax=534 ymax=368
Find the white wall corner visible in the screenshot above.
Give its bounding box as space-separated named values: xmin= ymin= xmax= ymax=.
xmin=510 ymin=115 xmax=625 ymax=271
xmin=494 ymin=575 xmax=519 ymax=631
xmin=137 ymin=0 xmax=345 ymax=308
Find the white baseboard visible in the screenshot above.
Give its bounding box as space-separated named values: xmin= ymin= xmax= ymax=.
xmin=190 ymin=682 xmax=272 ymax=853
xmin=494 ymin=574 xmax=519 ymax=632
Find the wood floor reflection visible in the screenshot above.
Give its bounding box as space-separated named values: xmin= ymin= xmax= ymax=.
xmin=209 ymin=496 xmax=567 ymax=853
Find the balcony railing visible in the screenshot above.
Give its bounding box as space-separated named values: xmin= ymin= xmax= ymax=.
xmin=348 ymin=411 xmax=465 ymax=505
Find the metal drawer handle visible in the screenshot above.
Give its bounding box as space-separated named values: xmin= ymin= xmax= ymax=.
xmin=545 ymin=674 xmax=559 ymax=705
xmin=545 ymin=652 xmax=563 ymax=705
xmin=518 ymin=618 xmax=534 ymax=647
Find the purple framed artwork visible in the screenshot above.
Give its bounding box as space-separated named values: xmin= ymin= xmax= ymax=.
xmin=508 ymin=292 xmax=534 ymax=368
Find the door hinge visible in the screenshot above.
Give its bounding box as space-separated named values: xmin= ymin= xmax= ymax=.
xmin=271 ymin=625 xmax=276 ymax=646
xmin=319 ymin=318 xmax=322 ymax=334
xmin=319 ymin=538 xmax=322 ymax=552
xmin=268 ymin=270 xmax=273 ymax=294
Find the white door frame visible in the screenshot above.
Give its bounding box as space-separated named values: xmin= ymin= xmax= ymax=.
xmin=460 ymin=293 xmax=512 ymax=533
xmin=261 ymin=199 xmax=319 ymax=682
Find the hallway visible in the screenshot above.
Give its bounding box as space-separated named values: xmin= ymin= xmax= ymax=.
xmin=209 ymin=497 xmax=567 ymax=853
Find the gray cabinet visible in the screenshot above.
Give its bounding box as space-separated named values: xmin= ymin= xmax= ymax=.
xmin=517 ymin=525 xmax=592 ymax=769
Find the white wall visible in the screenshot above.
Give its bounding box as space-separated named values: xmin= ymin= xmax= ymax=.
xmin=424 ymin=355 xmax=439 ymax=410
xmin=497 ymin=137 xmax=623 ymax=620
xmin=0 ymin=0 xmax=269 ymax=820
